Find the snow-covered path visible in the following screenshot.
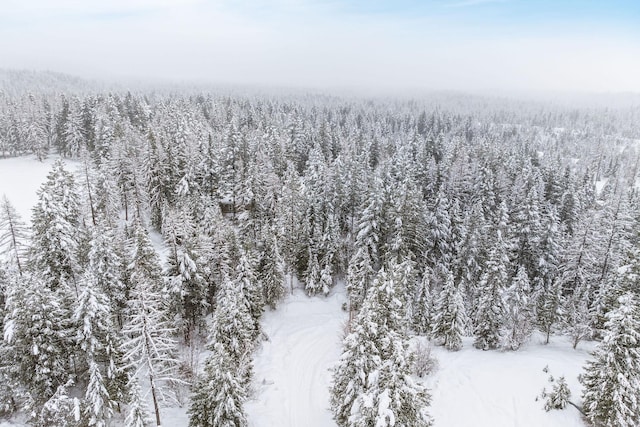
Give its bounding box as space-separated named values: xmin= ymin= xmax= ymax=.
xmin=245 ymin=287 xmax=347 ymax=427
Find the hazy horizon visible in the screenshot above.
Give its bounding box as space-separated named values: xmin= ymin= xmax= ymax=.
xmin=2 ymin=0 xmax=639 ymax=94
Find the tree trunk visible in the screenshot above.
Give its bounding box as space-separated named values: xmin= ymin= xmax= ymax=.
xmin=149 ymin=372 xmax=162 ymax=427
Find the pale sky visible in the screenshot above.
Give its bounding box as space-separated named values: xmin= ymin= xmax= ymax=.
xmin=1 ymin=0 xmax=639 ymax=93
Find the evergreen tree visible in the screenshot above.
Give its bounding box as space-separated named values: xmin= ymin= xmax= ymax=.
xmin=425 ymin=189 xmax=454 ymax=272
xmin=257 ymin=227 xmax=285 ymax=309
xmin=2 ymin=273 xmax=74 ymax=407
xmin=87 ymin=226 xmax=127 ymax=326
xmin=234 ymin=249 xmax=263 ymax=341
xmin=581 ymin=293 xmax=640 ymax=427
xmin=188 ymin=344 xmax=248 ymax=427
xmin=0 ymin=196 xmax=29 ymax=275
xmin=188 ymin=270 xmax=255 ymax=427
xmin=473 ymin=239 xmax=510 ymax=351
xmin=74 ymin=270 xmax=129 ymax=426
xmin=29 ymin=159 xmax=81 ymax=291
xmin=330 ymin=263 xmax=432 ymax=427
xmin=122 ymin=223 xmax=180 ymax=427
xmin=208 ymin=274 xmax=255 ymax=384
xmin=412 ymin=270 xmax=434 ymax=336
xmin=432 ymin=270 xmax=466 ymax=351
xmin=164 ymin=207 xmax=209 ymax=342
xmin=500 ymin=265 xmax=534 ymax=350
xmin=125 ymin=379 xmax=150 ymax=427
xmin=536 ymin=277 xmax=564 ymax=344
xmin=346 ymin=245 xmax=375 ymax=317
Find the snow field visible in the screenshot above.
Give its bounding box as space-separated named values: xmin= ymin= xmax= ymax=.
xmin=245 ymin=287 xmax=347 ymax=427
xmin=425 ymin=334 xmax=591 ymax=427
xmin=0 ymin=154 xmax=70 ymax=222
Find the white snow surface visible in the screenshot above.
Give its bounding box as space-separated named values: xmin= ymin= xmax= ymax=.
xmin=245 ymin=286 xmax=347 ymax=427
xmin=425 ymin=335 xmax=591 ymax=427
xmin=0 ymin=154 xmax=70 ymax=222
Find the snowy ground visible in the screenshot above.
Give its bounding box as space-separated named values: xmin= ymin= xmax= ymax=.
xmin=425 ymin=335 xmax=591 ymax=427
xmin=0 ymin=154 xmax=70 ymax=222
xmin=245 ymin=286 xmax=347 ymax=427
xmin=0 ymin=155 xmax=593 ymax=427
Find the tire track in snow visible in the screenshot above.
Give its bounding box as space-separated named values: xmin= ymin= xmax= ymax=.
xmin=245 ymin=289 xmax=347 ymax=427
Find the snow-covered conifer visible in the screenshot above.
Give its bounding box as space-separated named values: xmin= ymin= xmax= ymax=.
xmin=500 ymin=265 xmax=534 ymax=350
xmin=122 ymin=223 xmax=180 ymax=427
xmin=188 ymin=343 xmax=248 ymax=427
xmin=581 ymin=293 xmax=640 ymax=427
xmin=331 ymin=263 xmax=432 ymax=426
xmin=29 ymin=159 xmax=81 ymax=291
xmin=0 ymin=196 xmax=29 ymax=275
xmin=432 ymin=270 xmax=466 ymax=351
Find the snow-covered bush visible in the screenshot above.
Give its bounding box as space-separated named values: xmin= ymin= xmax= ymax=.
xmin=412 ymin=339 xmax=438 ymax=378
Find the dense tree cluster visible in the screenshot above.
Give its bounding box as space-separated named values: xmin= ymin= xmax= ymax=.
xmin=1 ymin=72 xmax=640 ymax=424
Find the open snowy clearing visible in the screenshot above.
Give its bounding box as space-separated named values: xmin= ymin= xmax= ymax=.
xmin=0 ymin=154 xmax=69 ymax=222
xmin=245 ymin=286 xmax=347 ymax=427
xmin=243 ymin=280 xmax=591 ymax=427
xmin=425 ymin=335 xmax=591 ymax=427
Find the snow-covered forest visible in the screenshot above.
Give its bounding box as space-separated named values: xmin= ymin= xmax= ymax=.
xmin=1 ymin=72 xmax=640 ymax=427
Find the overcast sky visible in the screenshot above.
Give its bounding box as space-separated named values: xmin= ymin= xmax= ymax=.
xmin=2 ymin=0 xmax=639 ymax=93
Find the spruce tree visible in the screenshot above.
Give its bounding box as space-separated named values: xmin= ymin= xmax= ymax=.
xmin=581 ymin=293 xmax=640 ymax=427
xmin=122 ymin=223 xmax=180 ymax=427
xmin=74 ymin=270 xmax=129 ymax=426
xmin=164 ymin=207 xmax=209 ymax=342
xmin=87 ymin=226 xmax=127 ymax=325
xmin=412 ymin=270 xmax=434 ymax=336
xmin=0 ymin=196 xmax=29 ymax=275
xmin=188 ymin=344 xmax=248 ymax=427
xmin=331 ymin=263 xmax=432 ymax=427
xmin=257 ymin=227 xmax=285 ymax=309
xmin=2 ymin=273 xmax=75 ymax=407
xmin=500 ymin=265 xmax=534 ymax=350
xmin=473 ymin=226 xmax=510 ymax=350
xmin=432 ymin=270 xmax=466 ymax=351
xmin=188 ymin=274 xmax=254 ymax=426
xmin=29 ymin=159 xmax=81 ymax=291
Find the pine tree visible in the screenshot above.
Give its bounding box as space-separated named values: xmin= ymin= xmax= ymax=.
xmin=164 ymin=207 xmax=209 ymax=342
xmin=346 ymin=245 xmax=375 ymax=316
xmin=257 ymin=228 xmax=285 ymax=309
xmin=188 ymin=344 xmax=248 ymax=427
xmin=87 ymin=226 xmax=127 ymax=326
xmin=74 ymin=270 xmax=129 ymax=426
xmin=188 ymin=271 xmax=255 ymax=427
xmin=122 ymin=223 xmax=180 ymax=427
xmin=473 ymin=239 xmax=509 ymax=350
xmin=581 ymin=293 xmax=640 ymax=427
xmin=0 ymin=196 xmax=29 ymax=275
xmin=29 ymin=159 xmax=81 ymax=291
xmin=432 ymin=270 xmax=466 ymax=351
xmin=2 ymin=273 xmax=74 ymax=406
xmin=500 ymin=265 xmax=534 ymax=350
xmin=425 ymin=190 xmax=454 ymax=272
xmin=536 ymin=277 xmax=564 ymax=344
xmin=274 ymin=162 xmax=306 ymax=289
xmin=31 ymin=382 xmax=82 ymax=427
xmin=208 ymin=274 xmax=255 ymax=384
xmin=234 ymin=249 xmax=263 ymax=341
xmin=412 ymin=271 xmax=434 ymax=336
xmin=330 ymin=263 xmax=432 ymax=427
xmin=541 ymin=374 xmax=571 ymax=411
xmin=125 ymin=379 xmax=150 ymax=427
